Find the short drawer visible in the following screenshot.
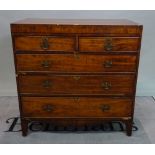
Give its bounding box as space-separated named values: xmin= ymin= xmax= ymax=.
xmin=21 ymin=97 xmax=132 ymax=118
xmin=14 ymin=36 xmax=75 ymax=51
xmin=79 ymin=37 xmax=140 ymax=52
xmin=18 ymin=74 xmax=134 ymax=96
xmin=16 ymin=54 xmax=137 ymax=73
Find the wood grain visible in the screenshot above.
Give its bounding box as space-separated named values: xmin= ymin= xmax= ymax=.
xmin=21 ymin=96 xmax=132 ymax=117
xmin=79 ymin=37 xmax=140 ymax=52
xmin=18 ymin=74 xmax=135 ymax=95
xmin=16 ymin=54 xmax=137 ymax=73
xmin=11 ymin=19 xmax=142 ymax=36
xmin=14 ymin=36 xmax=75 ymax=51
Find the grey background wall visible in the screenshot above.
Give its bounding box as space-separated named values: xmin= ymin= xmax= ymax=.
xmin=0 ymin=10 xmax=154 ymax=96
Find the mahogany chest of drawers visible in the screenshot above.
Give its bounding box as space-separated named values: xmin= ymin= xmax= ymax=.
xmin=11 ymin=19 xmax=143 ymax=136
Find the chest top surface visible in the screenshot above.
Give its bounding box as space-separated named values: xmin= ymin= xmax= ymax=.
xmin=11 ymin=18 xmax=140 ymax=25
xmin=11 ymin=18 xmax=142 ymax=36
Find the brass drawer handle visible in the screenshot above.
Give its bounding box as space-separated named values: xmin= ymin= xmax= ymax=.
xmin=104 ymin=38 xmax=113 ymax=51
xmin=73 ymin=76 xmax=81 ymax=81
xmin=42 ymin=80 xmax=52 ymax=88
xmin=41 ymin=60 xmax=51 ymax=68
xmin=101 ymin=82 xmax=111 ymax=90
xmin=103 ymin=60 xmax=113 ymax=68
xmin=40 ymin=37 xmax=49 ymax=50
xmin=100 ymin=104 xmax=110 ymax=112
xmin=42 ymin=104 xmax=54 ymax=112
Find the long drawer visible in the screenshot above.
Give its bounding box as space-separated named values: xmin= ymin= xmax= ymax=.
xmin=21 ymin=97 xmax=132 ymax=118
xmin=14 ymin=36 xmax=75 ymax=51
xmin=16 ymin=54 xmax=137 ymax=73
xmin=79 ymin=37 xmax=140 ymax=52
xmin=18 ymin=74 xmax=134 ymax=95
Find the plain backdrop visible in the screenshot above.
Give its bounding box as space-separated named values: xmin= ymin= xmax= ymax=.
xmin=0 ymin=10 xmax=154 ymax=96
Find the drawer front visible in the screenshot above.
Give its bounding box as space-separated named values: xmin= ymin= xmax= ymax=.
xmin=21 ymin=97 xmax=132 ymax=118
xmin=16 ymin=54 xmax=137 ymax=73
xmin=14 ymin=36 xmax=75 ymax=51
xmin=18 ymin=75 xmax=134 ymax=95
xmin=79 ymin=37 xmax=139 ymax=52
